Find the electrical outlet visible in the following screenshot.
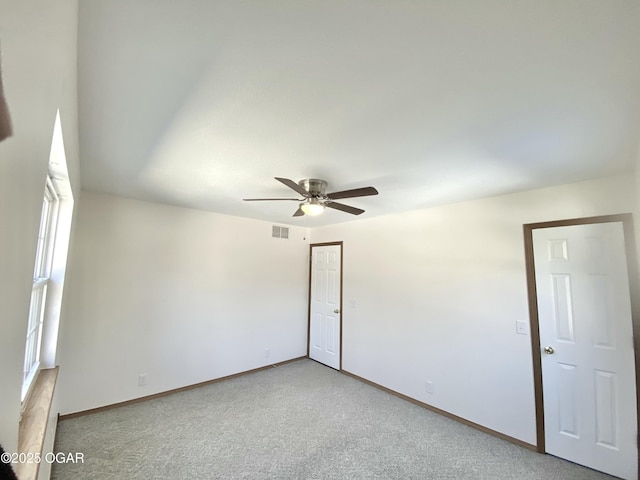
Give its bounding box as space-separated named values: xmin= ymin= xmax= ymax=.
xmin=138 ymin=374 xmax=147 ymax=387
xmin=516 ymin=321 xmax=528 ymax=335
xmin=265 ymin=348 xmax=270 ymax=359
xmin=425 ymin=381 xmax=434 ymax=394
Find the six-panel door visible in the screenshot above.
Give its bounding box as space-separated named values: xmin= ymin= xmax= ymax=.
xmin=309 ymin=244 xmax=341 ymax=370
xmin=534 ymin=222 xmax=637 ymax=480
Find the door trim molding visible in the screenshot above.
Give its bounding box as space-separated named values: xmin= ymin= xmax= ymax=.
xmin=307 ymin=241 xmax=344 ymax=370
xmin=523 ymin=213 xmax=639 ymax=474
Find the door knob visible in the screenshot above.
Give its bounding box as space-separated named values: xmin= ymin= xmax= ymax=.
xmin=334 ymin=309 xmax=340 ymax=314
xmin=544 ymin=346 xmax=555 ymax=354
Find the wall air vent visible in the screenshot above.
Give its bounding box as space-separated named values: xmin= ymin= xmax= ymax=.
xmin=272 ymin=226 xmax=289 ymax=239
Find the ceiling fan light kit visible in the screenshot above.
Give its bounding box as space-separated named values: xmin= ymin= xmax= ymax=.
xmin=243 ymin=177 xmax=378 ymax=217
xmin=300 ymin=198 xmax=325 ymax=216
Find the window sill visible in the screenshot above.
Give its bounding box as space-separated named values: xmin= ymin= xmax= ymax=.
xmin=15 ymin=367 xmax=58 ymax=480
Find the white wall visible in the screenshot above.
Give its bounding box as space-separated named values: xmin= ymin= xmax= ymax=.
xmin=57 ymin=192 xmax=309 ymax=414
xmin=0 ymin=0 xmax=79 ymax=452
xmin=636 ymin=145 xmax=640 ymax=252
xmin=310 ymin=174 xmax=636 ymax=445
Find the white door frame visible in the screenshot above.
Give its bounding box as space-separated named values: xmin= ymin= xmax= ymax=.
xmin=308 ymin=241 xmax=343 ymax=370
xmin=523 ymin=214 xmax=640 ymax=477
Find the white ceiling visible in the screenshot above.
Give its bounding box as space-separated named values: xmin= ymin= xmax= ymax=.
xmin=78 ymin=0 xmax=640 ymax=227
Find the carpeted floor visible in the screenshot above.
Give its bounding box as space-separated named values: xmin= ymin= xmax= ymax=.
xmin=52 ymin=359 xmax=616 ymax=479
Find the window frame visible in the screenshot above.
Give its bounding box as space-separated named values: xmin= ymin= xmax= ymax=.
xmin=22 ymin=176 xmax=60 ymax=402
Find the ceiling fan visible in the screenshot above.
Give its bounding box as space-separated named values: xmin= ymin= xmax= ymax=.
xmin=243 ymin=177 xmax=378 ymax=217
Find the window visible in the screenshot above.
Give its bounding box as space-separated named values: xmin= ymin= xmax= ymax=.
xmin=23 ymin=176 xmax=60 ymax=401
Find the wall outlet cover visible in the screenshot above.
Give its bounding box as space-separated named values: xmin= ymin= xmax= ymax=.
xmin=516 ymin=321 xmax=528 ymax=335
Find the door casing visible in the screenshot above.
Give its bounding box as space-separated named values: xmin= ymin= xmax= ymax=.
xmin=307 ymin=241 xmax=344 ymax=370
xmin=523 ymin=214 xmax=640 ymax=477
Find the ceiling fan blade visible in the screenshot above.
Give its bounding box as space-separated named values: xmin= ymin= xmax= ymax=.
xmin=275 ymin=177 xmax=309 ymax=196
xmin=326 ymin=186 xmax=378 ymax=200
xmin=292 ymin=207 xmax=305 ymax=217
xmin=243 ymin=198 xmax=301 ymax=201
xmin=325 ymin=201 xmax=365 ymax=215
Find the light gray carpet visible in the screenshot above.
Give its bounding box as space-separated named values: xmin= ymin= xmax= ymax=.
xmin=52 ymin=359 xmax=616 ymax=479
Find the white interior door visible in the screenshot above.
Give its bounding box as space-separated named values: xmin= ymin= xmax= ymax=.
xmin=533 ymin=222 xmax=637 ymax=480
xmin=309 ymin=244 xmax=341 ymax=370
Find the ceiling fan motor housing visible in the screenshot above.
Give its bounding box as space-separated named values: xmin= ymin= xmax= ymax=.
xmin=299 ymin=178 xmax=327 ymax=198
